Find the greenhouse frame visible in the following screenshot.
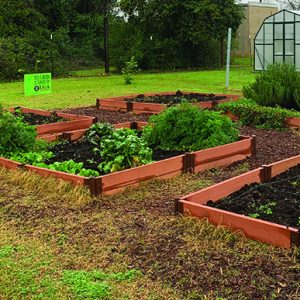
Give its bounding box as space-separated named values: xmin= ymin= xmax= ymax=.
xmin=254 ymin=9 xmax=300 ymax=71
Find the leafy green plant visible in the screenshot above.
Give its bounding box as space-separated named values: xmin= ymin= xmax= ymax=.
xmin=217 ymin=99 xmax=300 ymax=130
xmin=96 ymin=128 xmax=152 ymax=174
xmin=258 ymin=202 xmax=276 ymax=215
xmin=243 ymin=63 xmax=300 ymax=110
xmin=0 ymin=106 xmax=37 ymax=157
xmin=249 ymin=202 xmax=276 ymax=219
xmin=10 ymin=151 xmax=54 ymax=165
xmin=38 ymin=160 xmax=100 ymax=177
xmin=143 ymin=102 xmax=239 ymax=152
xmin=298 ymin=217 xmax=300 ymax=227
xmin=85 ymin=123 xmax=114 ymax=146
xmin=249 ymin=213 xmax=260 ymax=219
xmin=121 ymin=56 xmax=138 ymax=85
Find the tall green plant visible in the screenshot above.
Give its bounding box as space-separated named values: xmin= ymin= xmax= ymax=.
xmin=243 ymin=63 xmax=300 ymax=110
xmin=0 ymin=106 xmax=37 ymax=156
xmin=143 ymin=102 xmax=239 ymax=152
xmin=122 ymin=56 xmax=138 ymax=85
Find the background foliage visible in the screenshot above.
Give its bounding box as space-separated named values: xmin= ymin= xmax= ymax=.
xmin=0 ymin=0 xmax=243 ymax=80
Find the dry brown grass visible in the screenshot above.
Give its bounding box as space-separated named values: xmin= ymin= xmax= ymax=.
xmin=0 ymin=166 xmax=300 ymax=299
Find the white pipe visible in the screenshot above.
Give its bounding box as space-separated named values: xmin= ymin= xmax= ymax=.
xmin=226 ymin=28 xmax=232 ymax=89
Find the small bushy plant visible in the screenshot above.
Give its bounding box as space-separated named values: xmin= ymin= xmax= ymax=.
xmin=121 ymin=56 xmax=138 ymax=85
xmin=217 ymin=99 xmax=300 ymax=130
xmin=96 ymin=128 xmax=152 ymax=174
xmin=243 ymin=63 xmax=300 ymax=110
xmin=0 ymin=106 xmax=37 ymax=156
xmin=143 ymin=102 xmax=239 ymax=152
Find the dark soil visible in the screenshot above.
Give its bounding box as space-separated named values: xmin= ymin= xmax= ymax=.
xmin=46 ymin=139 xmax=100 ymax=170
xmin=14 ymin=110 xmax=66 ymax=125
xmin=208 ymin=165 xmax=300 ymax=228
xmin=126 ymin=90 xmax=227 ymax=105
xmin=61 ymin=106 xmax=151 ymax=124
xmin=46 ymin=138 xmax=184 ymax=174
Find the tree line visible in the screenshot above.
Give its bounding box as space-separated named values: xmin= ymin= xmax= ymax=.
xmin=0 ymin=0 xmax=244 ymax=80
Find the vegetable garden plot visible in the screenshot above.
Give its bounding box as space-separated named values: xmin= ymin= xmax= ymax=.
xmin=9 ymin=107 xmax=96 ymax=141
xmin=0 ymin=120 xmax=254 ymax=195
xmin=217 ymin=99 xmax=300 ymax=130
xmin=178 ymin=155 xmax=300 ymax=248
xmin=96 ymin=91 xmax=240 ymax=114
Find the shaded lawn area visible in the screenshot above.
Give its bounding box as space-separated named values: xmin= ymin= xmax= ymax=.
xmin=0 ymin=66 xmax=254 ymax=110
xmin=0 ymin=162 xmax=299 ymax=300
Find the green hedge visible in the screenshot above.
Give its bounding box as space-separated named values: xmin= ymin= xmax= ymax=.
xmin=217 ymin=99 xmax=300 ymax=130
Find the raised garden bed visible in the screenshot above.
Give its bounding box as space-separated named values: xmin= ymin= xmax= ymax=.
xmin=96 ymin=91 xmax=240 ymax=114
xmin=217 ymin=100 xmax=300 ymax=130
xmin=225 ymin=111 xmax=300 ymax=129
xmin=9 ymin=107 xmax=96 ymax=141
xmin=177 ymin=155 xmax=300 ymax=248
xmin=0 ymin=120 xmax=255 ymax=195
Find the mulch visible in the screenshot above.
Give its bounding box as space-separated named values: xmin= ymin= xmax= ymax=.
xmin=240 ymin=126 xmax=300 ymax=169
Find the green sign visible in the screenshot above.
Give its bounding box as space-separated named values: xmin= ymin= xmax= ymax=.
xmin=24 ymin=73 xmax=52 ymax=96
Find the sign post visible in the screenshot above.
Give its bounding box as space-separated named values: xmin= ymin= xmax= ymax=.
xmin=24 ymin=73 xmax=52 ymax=96
xmin=226 ymin=28 xmax=232 ymax=89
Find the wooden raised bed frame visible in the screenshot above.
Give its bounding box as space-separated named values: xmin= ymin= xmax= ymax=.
xmin=96 ymin=92 xmax=240 ymax=114
xmin=0 ymin=120 xmax=255 ymax=196
xmin=177 ymin=155 xmax=300 ymax=248
xmin=10 ymin=107 xmax=96 ymax=141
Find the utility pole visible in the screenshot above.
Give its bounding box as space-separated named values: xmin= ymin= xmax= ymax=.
xmin=50 ymin=33 xmax=54 ymax=76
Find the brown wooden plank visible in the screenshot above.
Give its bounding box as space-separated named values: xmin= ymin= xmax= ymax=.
xmin=181 ymin=168 xmax=263 ymax=204
xmin=270 ymin=155 xmax=300 ymax=178
xmin=181 ymin=201 xmax=298 ymax=248
xmin=194 ymin=138 xmax=251 ymax=165
xmin=102 ymin=155 xmax=184 ymax=192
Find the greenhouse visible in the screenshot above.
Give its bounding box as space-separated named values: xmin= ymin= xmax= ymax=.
xmin=254 ymin=9 xmax=300 ymax=71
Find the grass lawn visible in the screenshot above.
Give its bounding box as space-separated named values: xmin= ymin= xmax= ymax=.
xmin=0 ymin=66 xmax=255 ymax=110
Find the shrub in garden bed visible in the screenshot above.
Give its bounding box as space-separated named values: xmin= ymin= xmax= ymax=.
xmin=0 ymin=105 xmax=37 ymax=156
xmin=217 ymin=99 xmax=300 ymax=130
xmin=243 ymin=63 xmax=300 ymax=110
xmin=143 ymin=102 xmax=239 ymax=151
xmin=125 ymin=90 xmax=227 ymax=105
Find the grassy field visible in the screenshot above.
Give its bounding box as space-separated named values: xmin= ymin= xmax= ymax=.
xmin=0 ymin=66 xmax=255 ymax=110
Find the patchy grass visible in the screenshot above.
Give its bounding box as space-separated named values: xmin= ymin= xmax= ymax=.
xmin=0 ymin=166 xmax=299 ymax=299
xmin=0 ymin=66 xmax=254 ymax=110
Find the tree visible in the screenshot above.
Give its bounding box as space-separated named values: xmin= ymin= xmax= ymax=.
xmin=77 ymin=0 xmax=117 ymax=73
xmin=119 ymin=0 xmax=244 ymax=69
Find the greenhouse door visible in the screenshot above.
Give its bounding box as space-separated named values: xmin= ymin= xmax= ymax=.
xmin=274 ymin=23 xmax=295 ymax=64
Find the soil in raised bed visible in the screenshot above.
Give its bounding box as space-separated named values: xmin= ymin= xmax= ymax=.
xmin=125 ymin=90 xmax=227 ymax=105
xmin=46 ymin=138 xmax=184 ymax=174
xmin=207 ymin=164 xmax=300 ymax=228
xmin=61 ymin=106 xmax=151 ymax=124
xmin=14 ymin=110 xmax=66 ymax=125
